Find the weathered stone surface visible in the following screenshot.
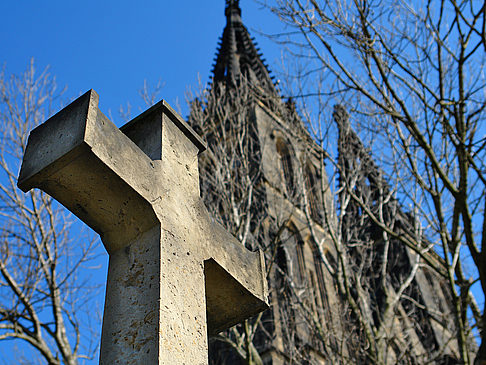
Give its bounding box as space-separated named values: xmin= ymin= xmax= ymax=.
xmin=18 ymin=90 xmax=269 ymax=364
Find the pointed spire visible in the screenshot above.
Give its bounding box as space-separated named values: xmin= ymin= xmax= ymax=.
xmin=333 ymin=104 xmax=351 ymax=133
xmin=211 ymin=0 xmax=277 ymax=94
xmin=225 ymin=0 xmax=242 ymax=24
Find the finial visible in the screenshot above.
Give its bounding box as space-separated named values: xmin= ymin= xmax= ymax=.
xmin=333 ymin=104 xmax=351 ymax=132
xmin=225 ymin=0 xmax=242 ymax=23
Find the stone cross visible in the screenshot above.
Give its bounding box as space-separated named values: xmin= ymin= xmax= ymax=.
xmin=17 ymin=90 xmax=268 ymax=364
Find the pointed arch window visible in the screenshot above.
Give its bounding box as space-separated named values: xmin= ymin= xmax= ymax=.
xmin=286 ymin=223 xmax=306 ymax=283
xmin=309 ymin=242 xmax=335 ymax=329
xmin=276 ymin=138 xmax=295 ymax=197
xmin=276 ymin=244 xmax=289 ymax=276
xmin=305 ymin=164 xmax=322 ymax=222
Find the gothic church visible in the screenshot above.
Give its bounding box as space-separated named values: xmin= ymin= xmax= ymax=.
xmin=188 ymin=1 xmax=462 ymax=364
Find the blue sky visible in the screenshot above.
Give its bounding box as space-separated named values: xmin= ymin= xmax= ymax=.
xmin=0 ymin=0 xmax=284 ymax=123
xmin=0 ymin=1 xmax=285 ymax=363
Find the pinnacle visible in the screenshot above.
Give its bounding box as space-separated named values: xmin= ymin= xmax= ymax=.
xmin=225 ymin=0 xmax=242 ymax=24
xmin=225 ymin=0 xmax=241 ymax=12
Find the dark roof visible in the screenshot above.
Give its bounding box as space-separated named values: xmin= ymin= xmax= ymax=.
xmin=211 ymin=0 xmax=276 ymax=94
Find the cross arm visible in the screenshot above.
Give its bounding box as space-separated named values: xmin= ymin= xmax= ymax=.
xmin=200 ymin=209 xmax=269 ymax=335
xmin=18 ymin=90 xmax=158 ymax=252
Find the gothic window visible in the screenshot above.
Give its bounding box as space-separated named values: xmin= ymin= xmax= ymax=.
xmin=313 ymin=244 xmax=332 ymax=324
xmin=276 ymin=244 xmax=289 ymax=277
xmin=276 ymin=138 xmax=295 ymax=197
xmin=279 ymin=224 xmax=304 ymax=282
xmin=288 ymin=224 xmax=306 ymax=283
xmin=296 ymin=240 xmax=306 ymax=282
xmin=308 ymin=270 xmax=320 ymax=314
xmin=275 ymin=242 xmax=297 ymax=335
xmin=305 ymin=164 xmax=322 ymax=222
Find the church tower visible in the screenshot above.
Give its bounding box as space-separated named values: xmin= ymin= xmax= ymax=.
xmin=189 ymin=1 xmax=464 ymax=364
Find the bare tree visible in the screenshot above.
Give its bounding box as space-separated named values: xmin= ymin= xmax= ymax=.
xmin=0 ymin=60 xmax=100 ymax=364
xmin=186 ymin=72 xmax=429 ymax=363
xmin=285 ymin=103 xmax=462 ymax=363
xmin=265 ymin=0 xmax=484 ymax=363
xmin=186 ymin=65 xmax=453 ymax=362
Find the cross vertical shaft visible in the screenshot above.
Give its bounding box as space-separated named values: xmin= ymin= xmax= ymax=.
xmin=18 ymin=90 xmax=268 ymax=364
